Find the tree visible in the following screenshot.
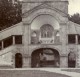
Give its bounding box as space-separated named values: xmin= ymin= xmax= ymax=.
xmin=0 ymin=0 xmax=22 ymax=30
xmin=68 ymin=13 xmax=80 ymax=25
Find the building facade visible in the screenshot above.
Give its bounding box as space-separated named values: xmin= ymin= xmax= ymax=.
xmin=0 ymin=0 xmax=80 ymax=68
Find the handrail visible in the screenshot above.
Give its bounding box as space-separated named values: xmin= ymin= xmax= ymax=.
xmin=0 ymin=45 xmax=23 ymax=57
xmin=0 ymin=22 xmax=23 ymax=41
xmin=0 ymin=22 xmax=22 ymax=33
xmin=0 ymin=45 xmax=16 ymax=56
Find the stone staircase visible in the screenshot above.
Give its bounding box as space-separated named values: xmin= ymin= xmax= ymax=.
xmin=0 ymin=22 xmax=23 ymax=68
xmin=0 ymin=46 xmax=16 ymax=68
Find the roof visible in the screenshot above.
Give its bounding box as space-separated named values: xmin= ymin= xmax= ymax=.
xmin=68 ymin=21 xmax=80 ymax=34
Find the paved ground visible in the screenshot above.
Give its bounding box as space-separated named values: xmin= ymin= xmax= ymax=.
xmin=61 ymin=68 xmax=80 ymax=73
xmin=39 ymin=68 xmax=80 ymax=77
xmin=0 ymin=69 xmax=70 ymax=77
xmin=0 ymin=68 xmax=80 ymax=77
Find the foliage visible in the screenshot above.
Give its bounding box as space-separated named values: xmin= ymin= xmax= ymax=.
xmin=0 ymin=0 xmax=22 ymax=30
xmin=0 ymin=0 xmax=80 ymax=30
xmin=68 ymin=13 xmax=80 ymax=25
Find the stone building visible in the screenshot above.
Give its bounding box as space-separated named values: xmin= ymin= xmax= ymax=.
xmin=0 ymin=0 xmax=80 ymax=68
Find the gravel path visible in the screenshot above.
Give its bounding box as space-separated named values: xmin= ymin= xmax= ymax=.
xmin=0 ymin=69 xmax=70 ymax=77
xmin=0 ymin=68 xmax=80 ymax=77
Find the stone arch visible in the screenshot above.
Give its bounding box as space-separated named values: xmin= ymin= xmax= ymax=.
xmin=30 ymin=14 xmax=60 ymax=44
xmin=23 ymin=8 xmax=66 ymax=24
xmin=30 ymin=46 xmax=61 ymax=56
xmin=15 ymin=53 xmax=23 ymax=68
xmin=30 ymin=13 xmax=60 ymax=24
xmin=31 ymin=48 xmax=60 ymax=68
xmin=31 ymin=14 xmax=60 ymax=30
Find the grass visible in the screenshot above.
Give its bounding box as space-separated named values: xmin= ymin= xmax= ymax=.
xmin=0 ymin=70 xmax=70 ymax=77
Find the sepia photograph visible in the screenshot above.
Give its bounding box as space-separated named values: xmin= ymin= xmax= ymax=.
xmin=0 ymin=0 xmax=80 ymax=77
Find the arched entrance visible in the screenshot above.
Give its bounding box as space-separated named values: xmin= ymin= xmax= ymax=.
xmin=68 ymin=52 xmax=76 ymax=68
xmin=15 ymin=53 xmax=23 ymax=68
xmin=31 ymin=48 xmax=60 ymax=68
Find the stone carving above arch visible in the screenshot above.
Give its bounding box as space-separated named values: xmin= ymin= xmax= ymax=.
xmin=23 ymin=9 xmax=67 ymax=24
xmin=23 ymin=3 xmax=67 ymax=17
xmin=31 ymin=14 xmax=60 ymax=30
xmin=22 ymin=3 xmax=68 ymax=24
xmin=30 ymin=46 xmax=62 ymax=56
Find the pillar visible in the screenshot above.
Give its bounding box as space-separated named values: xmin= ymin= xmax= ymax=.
xmin=2 ymin=41 xmax=4 ymax=49
xmin=60 ymin=23 xmax=68 ymax=68
xmin=23 ymin=54 xmax=31 ymax=68
xmin=60 ymin=55 xmax=68 ymax=68
xmin=76 ymin=35 xmax=78 ymax=44
xmin=13 ymin=36 xmax=15 ymax=45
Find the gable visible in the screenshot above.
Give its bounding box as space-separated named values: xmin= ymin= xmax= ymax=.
xmin=22 ymin=3 xmax=68 ymax=18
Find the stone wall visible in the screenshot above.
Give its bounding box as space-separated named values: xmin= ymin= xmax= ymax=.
xmin=22 ymin=0 xmax=68 ymax=14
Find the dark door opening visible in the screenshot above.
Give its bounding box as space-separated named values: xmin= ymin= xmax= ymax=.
xmin=15 ymin=53 xmax=23 ymax=68
xmin=68 ymin=52 xmax=76 ymax=68
xmin=31 ymin=48 xmax=60 ymax=68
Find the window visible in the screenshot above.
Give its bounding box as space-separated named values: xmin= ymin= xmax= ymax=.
xmin=40 ymin=24 xmax=53 ymax=38
xmin=15 ymin=35 xmax=22 ymax=44
xmin=78 ymin=35 xmax=80 ymax=44
xmin=4 ymin=36 xmax=13 ymax=48
xmin=68 ymin=34 xmax=76 ymax=44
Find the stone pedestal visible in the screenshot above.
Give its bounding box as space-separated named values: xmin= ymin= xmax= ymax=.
xmin=60 ymin=56 xmax=68 ymax=68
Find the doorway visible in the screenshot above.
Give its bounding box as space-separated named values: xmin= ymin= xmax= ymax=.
xmin=68 ymin=52 xmax=76 ymax=68
xmin=15 ymin=53 xmax=23 ymax=68
xmin=31 ymin=48 xmax=60 ymax=68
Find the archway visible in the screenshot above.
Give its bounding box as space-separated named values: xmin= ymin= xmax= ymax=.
xmin=31 ymin=48 xmax=60 ymax=68
xmin=68 ymin=52 xmax=76 ymax=68
xmin=15 ymin=53 xmax=23 ymax=68
xmin=31 ymin=15 xmax=60 ymax=30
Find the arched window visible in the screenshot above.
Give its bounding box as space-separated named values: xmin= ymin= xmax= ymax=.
xmin=40 ymin=24 xmax=53 ymax=38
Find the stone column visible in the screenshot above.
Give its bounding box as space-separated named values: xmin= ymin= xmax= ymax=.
xmin=23 ymin=23 xmax=30 ymax=53
xmin=76 ymin=35 xmax=78 ymax=44
xmin=23 ymin=23 xmax=30 ymax=46
xmin=60 ymin=22 xmax=67 ymax=50
xmin=2 ymin=41 xmax=4 ymax=49
xmin=22 ymin=23 xmax=31 ymax=67
xmin=60 ymin=23 xmax=68 ymax=68
xmin=13 ymin=36 xmax=15 ymax=45
xmin=60 ymin=55 xmax=68 ymax=68
xmin=60 ymin=23 xmax=67 ymax=44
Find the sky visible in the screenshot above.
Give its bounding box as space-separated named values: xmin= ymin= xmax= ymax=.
xmin=69 ymin=0 xmax=80 ymax=15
